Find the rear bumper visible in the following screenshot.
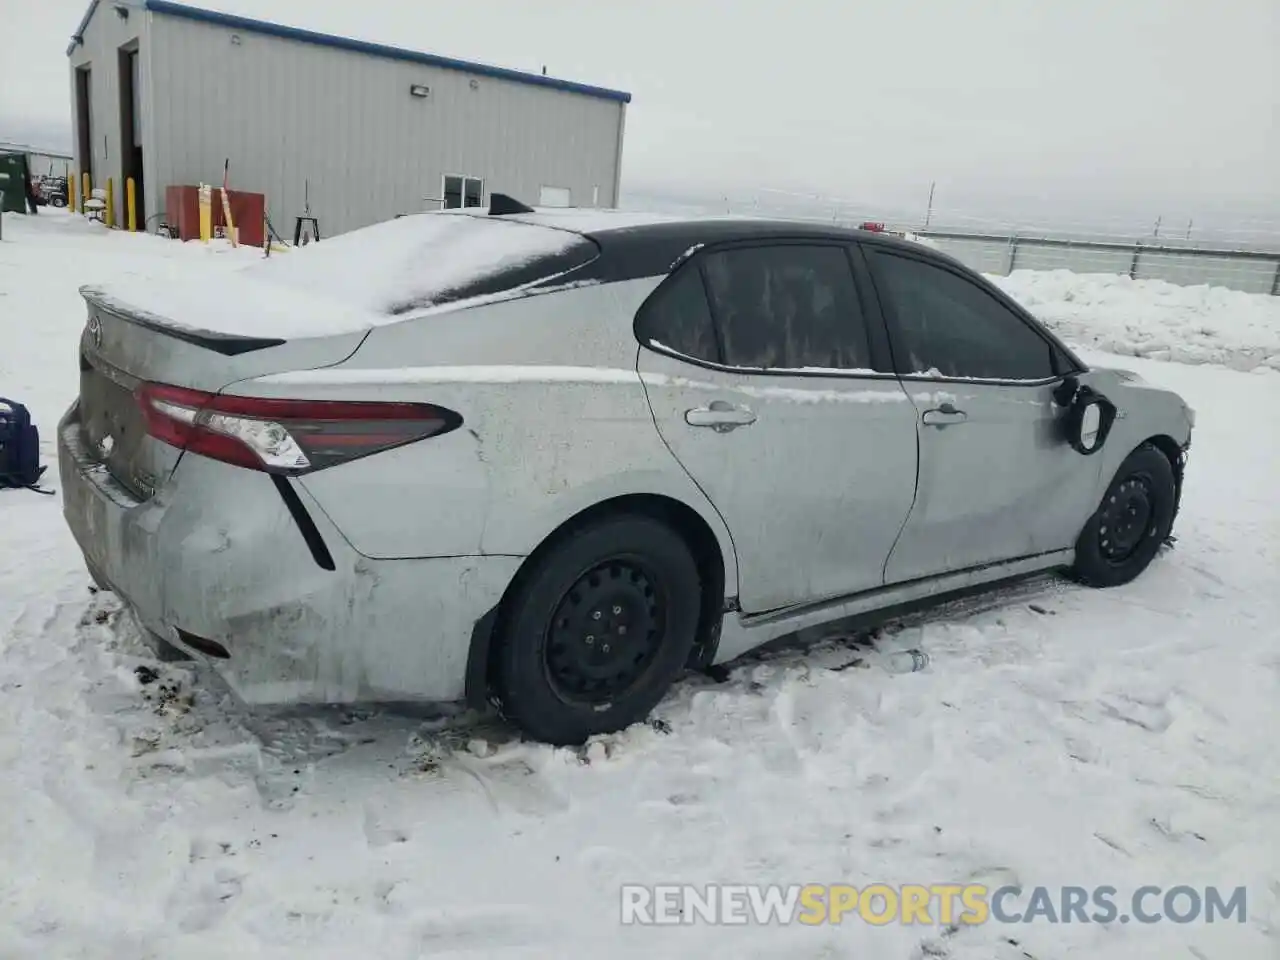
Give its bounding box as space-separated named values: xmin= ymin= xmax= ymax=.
xmin=57 ymin=401 xmax=522 ymax=704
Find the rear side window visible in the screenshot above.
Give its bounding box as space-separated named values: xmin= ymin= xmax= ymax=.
xmin=702 ymin=245 xmax=871 ymax=371
xmin=635 ymin=266 xmax=720 ymax=363
xmin=868 ymin=251 xmax=1057 ymax=380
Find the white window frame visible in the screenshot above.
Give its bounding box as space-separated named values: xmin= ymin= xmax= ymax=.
xmin=441 ymin=174 xmax=484 ymax=210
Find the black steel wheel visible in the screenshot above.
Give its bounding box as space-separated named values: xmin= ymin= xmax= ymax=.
xmin=493 ymin=514 xmax=701 ymax=745
xmin=1097 ymin=474 xmax=1155 ymax=564
xmin=543 ymin=557 xmax=666 ymax=705
xmin=1071 ymin=443 xmax=1177 ymax=588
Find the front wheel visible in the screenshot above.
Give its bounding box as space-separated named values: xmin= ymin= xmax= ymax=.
xmin=1071 ymin=443 xmax=1177 ymax=588
xmin=493 ymin=515 xmax=702 ymax=745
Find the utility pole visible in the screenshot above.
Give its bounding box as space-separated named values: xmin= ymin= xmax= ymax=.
xmin=1153 ymin=215 xmax=1162 ymax=238
xmin=924 ymin=181 xmax=936 ymax=230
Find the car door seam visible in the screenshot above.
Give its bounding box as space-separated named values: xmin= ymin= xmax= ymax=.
xmin=633 ymin=342 xmax=743 ymax=592
xmin=881 ymin=380 xmax=923 ymax=586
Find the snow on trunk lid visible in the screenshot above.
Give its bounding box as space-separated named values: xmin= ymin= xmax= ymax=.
xmin=83 ymin=213 xmax=596 ymax=343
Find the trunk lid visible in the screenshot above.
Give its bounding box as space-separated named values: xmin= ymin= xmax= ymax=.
xmin=76 ymin=284 xmax=369 ymax=500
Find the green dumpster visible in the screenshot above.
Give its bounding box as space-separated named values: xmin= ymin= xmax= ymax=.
xmin=0 ymin=152 xmax=33 ymax=214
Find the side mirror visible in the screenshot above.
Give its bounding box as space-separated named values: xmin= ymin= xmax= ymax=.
xmin=1078 ymin=402 xmax=1103 ymax=452
xmin=1065 ymin=386 xmax=1116 ymax=455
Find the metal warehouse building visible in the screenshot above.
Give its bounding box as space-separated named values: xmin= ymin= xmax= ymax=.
xmin=0 ymin=142 xmax=74 ymax=180
xmin=66 ymin=0 xmax=631 ymax=237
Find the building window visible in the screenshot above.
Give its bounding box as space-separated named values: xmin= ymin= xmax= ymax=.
xmin=443 ymin=175 xmax=483 ymax=209
xmin=538 ymin=185 xmax=572 ymax=208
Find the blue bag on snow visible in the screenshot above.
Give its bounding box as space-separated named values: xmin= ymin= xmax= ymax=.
xmin=0 ymin=397 xmax=52 ymax=493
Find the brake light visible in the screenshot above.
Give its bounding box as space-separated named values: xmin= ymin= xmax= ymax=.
xmin=136 ymin=382 xmax=461 ymax=474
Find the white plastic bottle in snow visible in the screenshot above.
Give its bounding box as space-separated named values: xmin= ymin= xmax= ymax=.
xmin=882 ymin=649 xmax=930 ymax=674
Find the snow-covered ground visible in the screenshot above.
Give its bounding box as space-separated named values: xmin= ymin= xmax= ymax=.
xmin=1 ymin=210 xmax=1277 ymax=959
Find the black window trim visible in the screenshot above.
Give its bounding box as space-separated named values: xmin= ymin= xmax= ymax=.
xmin=633 ymin=236 xmax=900 ymax=381
xmin=860 ymin=240 xmax=1088 ymax=388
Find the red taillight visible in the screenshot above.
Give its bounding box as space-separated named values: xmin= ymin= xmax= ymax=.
xmin=135 ymin=382 xmax=461 ymax=474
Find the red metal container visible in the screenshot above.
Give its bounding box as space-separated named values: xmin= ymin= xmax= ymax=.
xmin=165 ymin=184 xmax=265 ymax=247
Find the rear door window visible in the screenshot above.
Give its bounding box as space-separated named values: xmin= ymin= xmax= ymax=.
xmin=701 ymin=245 xmax=872 ymax=371
xmin=867 ymin=251 xmax=1058 ymax=380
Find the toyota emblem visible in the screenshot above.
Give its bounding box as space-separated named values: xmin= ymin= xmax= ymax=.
xmin=87 ymin=313 xmax=103 ymax=349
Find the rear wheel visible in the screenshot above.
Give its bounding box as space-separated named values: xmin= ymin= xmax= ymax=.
xmin=493 ymin=515 xmax=701 ymax=745
xmin=1071 ymin=443 xmax=1176 ymax=587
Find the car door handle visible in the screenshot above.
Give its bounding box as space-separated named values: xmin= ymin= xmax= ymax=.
xmin=685 ymin=401 xmax=757 ymax=432
xmin=921 ymin=403 xmax=967 ymax=427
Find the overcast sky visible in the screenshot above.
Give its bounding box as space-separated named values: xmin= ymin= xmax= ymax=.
xmin=3 ymin=0 xmax=1277 ymax=233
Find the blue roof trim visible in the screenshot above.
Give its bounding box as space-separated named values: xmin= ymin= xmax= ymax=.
xmin=131 ymin=0 xmax=632 ymax=103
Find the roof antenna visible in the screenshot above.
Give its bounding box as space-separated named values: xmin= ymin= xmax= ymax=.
xmin=489 ymin=192 xmax=536 ymax=216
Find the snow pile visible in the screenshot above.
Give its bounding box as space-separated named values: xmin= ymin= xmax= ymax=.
xmin=993 ymin=270 xmax=1280 ymax=372
xmin=1 ymin=211 xmax=1278 ymax=958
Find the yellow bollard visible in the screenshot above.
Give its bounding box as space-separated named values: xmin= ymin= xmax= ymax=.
xmin=81 ymin=172 xmax=91 ymax=215
xmin=126 ymin=178 xmax=137 ymax=232
xmin=198 ymin=183 xmax=212 ymax=242
xmin=105 ymin=178 xmax=115 ymax=228
xmin=69 ymin=173 xmax=78 ymax=214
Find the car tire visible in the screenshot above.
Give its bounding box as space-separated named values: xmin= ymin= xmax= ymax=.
xmin=1071 ymin=443 xmax=1176 ymax=588
xmin=493 ymin=514 xmax=701 ymax=745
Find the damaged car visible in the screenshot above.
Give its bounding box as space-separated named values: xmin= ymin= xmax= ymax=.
xmin=59 ymin=198 xmax=1193 ymax=744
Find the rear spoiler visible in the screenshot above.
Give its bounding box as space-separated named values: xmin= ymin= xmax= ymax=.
xmin=80 ymin=286 xmax=286 ymax=357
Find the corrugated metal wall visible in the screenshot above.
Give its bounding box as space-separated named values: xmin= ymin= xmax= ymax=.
xmin=66 ymin=2 xmax=154 ymax=226
xmin=26 ymin=152 xmax=75 ymax=179
xmin=146 ymin=12 xmax=626 ymax=237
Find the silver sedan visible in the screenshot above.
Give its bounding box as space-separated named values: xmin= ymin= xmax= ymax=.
xmin=58 ymin=200 xmax=1194 ymax=744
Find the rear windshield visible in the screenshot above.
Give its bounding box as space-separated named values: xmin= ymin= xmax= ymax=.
xmin=245 ymin=212 xmax=598 ymax=316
